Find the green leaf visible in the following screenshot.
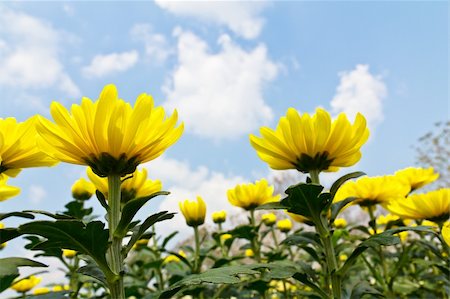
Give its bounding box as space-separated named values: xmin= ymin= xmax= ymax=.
xmin=0 ymin=258 xmax=47 ymax=293
xmin=24 ymin=291 xmax=70 ymax=299
xmin=19 ymin=220 xmax=112 ymax=279
xmin=24 ymin=236 xmax=62 ymax=258
xmin=63 ymin=201 xmax=93 ymax=220
xmin=281 ymin=231 xmax=320 ymax=246
xmin=330 ymin=197 xmax=357 ymax=222
xmin=0 ymin=212 xmax=34 ymax=221
xmin=0 ymin=227 xmax=21 ymax=243
xmin=23 ymin=210 xmax=75 ymax=220
xmin=228 ymin=224 xmax=256 ymax=241
xmin=115 ymin=191 xmax=170 ymax=238
xmin=281 ymin=183 xmax=325 ymax=219
xmin=255 ymin=202 xmax=288 ymax=210
xmin=330 ymin=171 xmax=365 ymax=197
xmin=77 ymin=263 xmax=108 ymax=287
xmin=95 ymin=190 xmax=109 ymax=212
xmin=350 ymin=281 xmax=383 ymax=299
xmin=292 ymin=272 xmax=328 ymax=299
xmin=162 ymin=231 xmax=178 ymax=249
xmin=125 ymin=211 xmax=175 ymax=253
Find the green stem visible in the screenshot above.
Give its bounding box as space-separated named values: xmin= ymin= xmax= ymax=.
xmin=107 ymin=174 xmax=125 ymax=299
xmin=249 ymin=209 xmax=261 ymax=262
xmin=310 ymin=169 xmax=341 ymax=299
xmin=193 ymin=226 xmax=201 ymax=273
xmin=69 ymin=256 xmax=80 ymax=299
xmin=271 ymin=228 xmax=279 ymax=250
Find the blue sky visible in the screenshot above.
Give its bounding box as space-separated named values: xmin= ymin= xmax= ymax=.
xmin=0 ymin=0 xmax=447 ymax=290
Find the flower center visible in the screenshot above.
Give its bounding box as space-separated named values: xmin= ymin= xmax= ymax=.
xmin=84 ymin=153 xmax=140 ymax=177
xmin=295 ymin=152 xmax=334 ymax=173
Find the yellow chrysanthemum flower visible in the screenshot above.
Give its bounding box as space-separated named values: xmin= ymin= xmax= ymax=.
xmin=394 ymin=167 xmax=439 ymax=193
xmin=179 ymin=196 xmax=207 ymax=227
xmin=386 ymin=189 xmax=450 ymax=223
xmin=261 ymin=213 xmax=277 ymax=226
xmin=250 ymin=108 xmax=369 ymax=173
xmin=71 ymin=178 xmax=95 ymax=201
xmin=11 ymin=276 xmax=41 ymax=293
xmin=0 ymin=116 xmax=57 ymax=179
xmin=227 ymin=179 xmax=280 ymax=211
xmin=442 ymin=222 xmax=450 ymax=247
xmin=62 ymin=249 xmax=77 ymax=259
xmin=277 ymin=219 xmax=292 ymax=233
xmin=33 ymin=287 xmax=50 ymax=295
xmin=0 ymin=177 xmax=20 ymax=202
xmin=245 ymin=249 xmax=254 ymax=257
xmin=334 ymin=218 xmax=347 ymax=228
xmin=87 ymin=167 xmax=162 ymax=203
xmin=334 ymin=176 xmax=409 ymax=208
xmin=339 ymin=254 xmax=348 ymax=262
xmin=37 ymin=84 xmax=183 ymax=177
xmin=212 ymin=210 xmax=227 ymax=224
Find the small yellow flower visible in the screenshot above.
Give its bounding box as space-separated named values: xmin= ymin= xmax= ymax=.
xmin=386 ymin=189 xmax=449 ymax=222
xmin=442 ymin=222 xmax=450 ymax=247
xmin=0 ymin=116 xmax=57 ymax=179
xmin=87 ymin=167 xmax=162 ymax=203
xmin=368 ymin=228 xmax=383 ymax=235
xmin=33 ymin=287 xmax=50 ymax=295
xmin=37 ymin=84 xmax=183 ymax=177
xmin=261 ymin=213 xmax=277 ymax=226
xmin=277 ymin=219 xmax=292 ymax=233
xmin=339 ymin=254 xmax=348 ymax=262
xmin=11 ymin=276 xmax=41 ymax=293
xmin=334 ymin=218 xmax=347 ymax=228
xmin=220 ymin=233 xmax=232 ymax=243
xmin=179 ymin=196 xmax=207 ymax=227
xmin=250 ymin=108 xmax=369 ymax=173
xmin=394 ymin=167 xmax=439 ymax=193
xmin=0 ymin=177 xmax=20 ymax=202
xmin=396 ymin=231 xmax=408 ymax=242
xmin=71 ymin=178 xmax=95 ymax=200
xmin=62 ymin=249 xmax=77 ymax=259
xmin=227 ymin=179 xmax=280 ymax=210
xmin=52 ymin=285 xmax=64 ymax=292
xmin=334 ymin=176 xmax=409 ymax=208
xmin=212 ymin=210 xmax=226 ymax=224
xmin=245 ymin=249 xmax=254 ymax=257
xmin=376 ymin=214 xmax=400 ymax=226
xmin=163 ymin=250 xmax=187 ymax=264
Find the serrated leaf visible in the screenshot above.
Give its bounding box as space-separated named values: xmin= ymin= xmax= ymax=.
xmin=0 ymin=212 xmax=34 ymax=221
xmin=0 ymin=227 xmax=21 ymax=243
xmin=63 ymin=201 xmax=93 ymax=220
xmin=78 ymin=263 xmax=108 ymax=287
xmin=115 ymin=191 xmax=170 ymax=238
xmin=19 ymin=220 xmax=112 ymax=279
xmin=281 ymin=231 xmax=319 ymax=246
xmin=281 ymin=183 xmax=325 ymax=220
xmin=23 ymin=210 xmax=75 ymax=220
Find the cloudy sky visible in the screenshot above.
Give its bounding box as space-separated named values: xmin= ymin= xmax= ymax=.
xmin=0 ymin=0 xmax=447 ymax=290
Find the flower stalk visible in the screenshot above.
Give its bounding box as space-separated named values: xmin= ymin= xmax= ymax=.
xmin=107 ymin=174 xmax=125 ymax=299
xmin=193 ymin=225 xmax=201 ymax=274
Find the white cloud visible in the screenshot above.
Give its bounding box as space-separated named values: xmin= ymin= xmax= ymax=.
xmin=155 ymin=0 xmax=268 ymax=39
xmin=163 ymin=30 xmax=278 ymax=140
xmin=0 ymin=6 xmax=80 ymax=97
xmin=29 ymin=185 xmax=47 ymax=204
xmin=143 ymin=156 xmax=245 ymax=237
xmin=131 ymin=23 xmax=172 ymax=64
xmin=82 ymin=50 xmax=139 ymax=78
xmin=330 ymin=64 xmax=387 ymax=130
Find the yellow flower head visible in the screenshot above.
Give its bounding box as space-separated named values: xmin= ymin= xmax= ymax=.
xmin=261 ymin=213 xmax=277 ymax=226
xmin=87 ymin=167 xmax=162 ymax=203
xmin=396 ymin=231 xmax=408 ymax=242
xmin=339 ymin=254 xmax=348 ymax=262
xmin=220 ymin=233 xmax=232 ymax=243
xmin=245 ymin=249 xmax=254 ymax=257
xmin=179 ymin=196 xmax=207 ymax=227
xmin=62 ymin=249 xmax=77 ymax=259
xmin=227 ymin=179 xmax=280 ymax=211
xmin=250 ymin=108 xmax=369 ymax=173
xmin=334 ymin=176 xmax=409 ymax=208
xmin=0 ymin=116 xmax=57 ymax=179
xmin=33 ymin=287 xmax=50 ymax=295
xmin=212 ymin=210 xmax=227 ymax=224
xmin=386 ymin=189 xmax=450 ymax=222
xmin=277 ymin=218 xmax=293 ymax=233
xmin=37 ymin=84 xmax=183 ymax=177
xmin=394 ymin=167 xmax=439 ymax=193
xmin=71 ymin=178 xmax=95 ymax=201
xmin=11 ymin=276 xmax=41 ymax=293
xmin=442 ymin=222 xmax=450 ymax=247
xmin=334 ymin=218 xmax=347 ymax=228
xmin=376 ymin=214 xmax=400 ymax=226
xmin=0 ymin=177 xmax=20 ymax=202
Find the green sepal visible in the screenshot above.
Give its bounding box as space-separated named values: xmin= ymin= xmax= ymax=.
xmin=114 ymin=191 xmax=170 ymax=238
